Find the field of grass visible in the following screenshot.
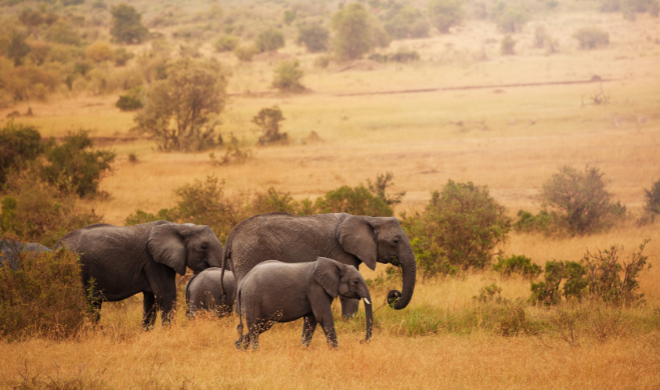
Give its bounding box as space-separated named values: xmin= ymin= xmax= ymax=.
xmin=1 ymin=4 xmax=660 ymax=389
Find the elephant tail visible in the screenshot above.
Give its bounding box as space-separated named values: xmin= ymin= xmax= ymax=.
xmin=236 ymin=287 xmax=244 ymax=336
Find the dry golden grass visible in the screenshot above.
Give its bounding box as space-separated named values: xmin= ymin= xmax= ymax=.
xmin=1 ymin=10 xmax=660 ymax=390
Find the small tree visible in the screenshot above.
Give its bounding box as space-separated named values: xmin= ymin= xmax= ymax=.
xmin=297 ymin=23 xmax=329 ymax=53
xmin=642 ymin=179 xmax=660 ymax=220
xmin=539 ymin=165 xmax=624 ymax=235
xmin=7 ymin=30 xmax=31 ymax=66
xmin=0 ymin=123 xmax=43 ymax=186
xmin=367 ymin=172 xmax=405 ymax=207
xmin=255 ymin=28 xmax=285 ymax=52
xmin=501 ymin=35 xmax=517 ymax=55
xmin=110 ymin=3 xmax=149 ymax=44
xmin=315 ymin=185 xmax=393 ymax=217
xmin=492 ymin=2 xmax=529 ymax=33
xmin=572 ymin=26 xmax=610 ymax=49
xmin=253 ymin=106 xmax=288 ymax=146
xmin=133 ymin=57 xmax=228 ymax=152
xmin=272 ymin=60 xmax=305 ymax=92
xmin=85 ymin=42 xmax=115 ymax=63
xmin=428 ymin=0 xmax=464 ymax=33
xmin=402 ymin=180 xmax=512 ymax=275
xmin=332 ymin=2 xmax=373 ymax=61
xmin=214 ymin=35 xmax=239 ymax=52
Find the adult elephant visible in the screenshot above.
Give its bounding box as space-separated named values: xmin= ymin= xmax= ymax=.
xmin=1 ymin=240 xmax=51 ymax=270
xmin=54 ymin=221 xmax=224 ymax=329
xmin=220 ymin=212 xmax=416 ymax=317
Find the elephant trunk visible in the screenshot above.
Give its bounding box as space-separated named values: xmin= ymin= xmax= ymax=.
xmin=389 ymin=239 xmax=416 ymax=310
xmin=358 ymin=287 xmax=373 ymax=343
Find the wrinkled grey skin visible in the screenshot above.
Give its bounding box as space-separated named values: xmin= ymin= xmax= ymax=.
xmin=221 ymin=212 xmax=416 ymax=317
xmin=54 ymin=221 xmax=224 ymax=329
xmin=185 ymin=268 xmax=237 ymax=317
xmin=1 ymin=240 xmax=51 ymax=270
xmin=235 ymin=257 xmax=373 ymax=350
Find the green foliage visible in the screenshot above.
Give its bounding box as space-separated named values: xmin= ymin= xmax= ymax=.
xmin=540 ymin=165 xmax=624 ymax=235
xmin=115 ymin=87 xmax=143 ymax=111
xmin=572 ymin=27 xmax=610 ymax=49
xmin=39 ymin=130 xmax=115 ymax=198
xmin=368 ymin=48 xmax=420 ymax=63
xmin=253 ymin=106 xmax=288 ymax=146
xmin=297 ymin=23 xmax=329 ymax=53
xmin=640 ymin=179 xmax=660 ymax=223
xmin=0 ymin=122 xmax=43 ymax=186
xmin=134 ymin=57 xmax=228 ymax=152
xmin=367 ymin=171 xmax=405 ymax=207
xmin=491 ymin=2 xmax=530 ymax=33
xmin=272 ymin=60 xmax=304 ymax=92
xmin=501 ymin=35 xmax=517 ymax=55
xmin=473 ymin=283 xmax=504 ymax=303
xmin=530 ymin=260 xmax=566 ymax=305
xmin=513 ymin=209 xmax=555 ymax=233
xmin=331 ymin=2 xmax=373 ymax=61
xmin=114 ymin=47 xmax=134 ymax=66
xmin=428 ymin=0 xmax=464 ymax=33
xmin=233 ymin=45 xmax=258 ymax=62
xmin=110 ymin=3 xmax=149 ymax=44
xmin=44 ymin=20 xmax=82 ymax=46
xmin=283 ymin=9 xmax=296 ymax=26
xmin=315 ymin=185 xmax=393 ymax=216
xmin=402 ymin=180 xmax=512 ymax=276
xmin=255 ymin=28 xmax=285 ymax=52
xmin=7 ymin=30 xmax=31 ymax=66
xmin=379 ymin=3 xmax=430 ymax=40
xmin=214 ymin=35 xmax=239 ymax=52
xmin=0 ymin=246 xmax=92 ymax=340
xmin=493 ymin=254 xmax=542 ymax=279
xmin=124 ymin=209 xmax=173 ymax=225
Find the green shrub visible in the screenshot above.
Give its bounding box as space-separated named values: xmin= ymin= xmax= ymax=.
xmin=234 ymin=45 xmax=258 ymax=61
xmin=368 ymin=49 xmax=420 ymax=63
xmin=214 ymin=35 xmax=239 ymax=52
xmin=283 ymin=9 xmax=296 ymax=26
xmin=642 ymin=179 xmax=660 ymax=221
xmin=530 ymin=260 xmax=567 ymax=306
xmin=0 ymin=122 xmax=43 ymax=186
xmin=0 ymin=246 xmax=92 ymax=340
xmin=253 ymin=106 xmax=288 ymax=145
xmin=255 ymin=28 xmax=285 ymax=52
xmin=124 ymin=208 xmax=174 ymax=226
xmin=473 ymin=283 xmax=504 ymax=303
xmin=331 ymin=2 xmax=373 ymax=61
xmin=493 ymin=254 xmax=542 ymax=279
xmin=492 ymin=2 xmax=530 ymax=33
xmin=297 ymin=23 xmax=329 ymax=53
xmin=500 ymin=35 xmax=517 ymax=55
xmin=428 ymin=0 xmax=464 ymax=33
xmin=315 ymin=185 xmax=393 ymax=217
xmin=572 ymin=27 xmax=610 ymax=49
xmin=272 ymin=60 xmax=305 ymax=92
xmin=110 ymin=3 xmax=149 ymax=44
xmin=401 ymin=180 xmax=512 ymax=276
xmin=381 ymin=4 xmax=430 ymax=39
xmin=115 ymin=87 xmax=143 ymax=111
xmin=40 ymin=130 xmax=116 ymax=198
xmin=114 ymin=47 xmax=134 ymax=66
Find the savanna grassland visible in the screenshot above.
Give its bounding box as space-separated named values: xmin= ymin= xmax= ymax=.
xmin=1 ymin=0 xmax=660 ymax=388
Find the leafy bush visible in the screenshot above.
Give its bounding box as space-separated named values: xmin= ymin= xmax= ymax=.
xmin=368 ymin=49 xmax=420 ymax=63
xmin=85 ymin=42 xmax=114 ymax=63
xmin=315 ymin=185 xmax=393 ymax=216
xmin=473 ymin=283 xmax=504 ymax=303
xmin=234 ymin=45 xmax=258 ymax=62
xmin=331 ymin=2 xmax=374 ymax=61
xmin=40 ymin=130 xmax=115 ymax=198
xmin=572 ymin=27 xmax=610 ymax=49
xmin=114 ymin=47 xmax=134 ymax=66
xmin=501 ymin=35 xmax=517 ymax=55
xmin=115 ymin=87 xmax=143 ymax=111
xmin=0 ymin=122 xmax=43 ymax=186
xmin=272 ymin=60 xmax=305 ymax=92
xmin=214 ymin=35 xmax=239 ymax=52
xmin=255 ymin=28 xmax=285 ymax=52
xmin=133 ymin=57 xmax=228 ymax=152
xmin=428 ymin=0 xmax=464 ymax=33
xmin=381 ymin=4 xmax=430 ymax=39
xmin=491 ymin=2 xmax=530 ymax=33
xmin=297 ymin=23 xmax=329 ymax=53
xmin=402 ymin=180 xmax=512 ymax=276
xmin=641 ymin=179 xmax=660 ymax=221
xmin=621 ymin=0 xmax=660 ymax=18
xmin=7 ymin=30 xmax=31 ymax=66
xmin=493 ymin=254 xmax=542 ymax=279
xmin=253 ymin=106 xmax=288 ymax=146
xmin=0 ymin=245 xmax=93 ymax=340
xmin=110 ymin=3 xmax=149 ymax=44
xmin=367 ymin=172 xmax=405 ymax=208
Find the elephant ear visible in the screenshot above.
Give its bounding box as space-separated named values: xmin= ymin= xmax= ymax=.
xmin=313 ymin=257 xmax=342 ymax=298
xmin=338 ymin=215 xmax=377 ymax=270
xmin=148 ymin=223 xmax=188 ymax=276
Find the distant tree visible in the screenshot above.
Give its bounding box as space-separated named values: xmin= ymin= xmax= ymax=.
xmin=133 ymin=57 xmax=228 ymax=152
xmin=331 ymin=2 xmax=372 ymax=61
xmin=283 ymin=10 xmax=296 ymax=26
xmin=7 ymin=31 xmax=31 ymax=66
xmin=110 ymin=3 xmax=149 ymax=44
xmin=253 ymin=106 xmax=288 ymax=146
xmin=297 ymin=23 xmax=329 ymax=53
xmin=85 ymin=42 xmax=115 ymax=63
xmin=642 ymin=179 xmax=660 ymax=219
xmin=0 ymin=123 xmax=43 ymax=186
xmin=428 ymin=0 xmax=464 ymax=33
xmin=214 ymin=35 xmax=239 ymax=52
xmin=272 ymin=60 xmax=304 ymax=92
xmin=255 ymin=28 xmax=285 ymax=52
xmin=491 ymin=2 xmax=529 ymax=33
xmin=382 ymin=4 xmax=430 ymax=39
xmin=572 ymin=26 xmax=610 ymax=49
xmin=501 ymin=35 xmax=517 ymax=55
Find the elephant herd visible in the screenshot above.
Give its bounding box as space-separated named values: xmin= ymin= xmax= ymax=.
xmin=3 ymin=212 xmax=417 ymax=349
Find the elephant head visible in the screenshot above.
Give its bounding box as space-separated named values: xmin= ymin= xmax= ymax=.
xmin=147 ymin=222 xmax=224 ymax=276
xmin=314 ymin=257 xmax=373 ymax=343
xmin=338 ymin=215 xmax=416 ymax=310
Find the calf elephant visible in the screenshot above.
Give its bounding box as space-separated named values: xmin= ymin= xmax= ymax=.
xmin=235 ymin=257 xmax=373 ymax=350
xmin=185 ymin=268 xmax=237 ymax=317
xmin=221 ymin=212 xmax=416 ymax=317
xmin=1 ymin=240 xmax=51 ymax=270
xmin=54 ymin=221 xmax=224 ymax=329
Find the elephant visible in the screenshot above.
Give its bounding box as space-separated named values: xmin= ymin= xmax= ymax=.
xmin=1 ymin=239 xmax=51 ymax=271
xmin=53 ymin=221 xmax=224 ymax=329
xmin=235 ymin=257 xmax=373 ymax=350
xmin=185 ymin=267 xmax=237 ymax=317
xmin=220 ymin=212 xmax=416 ymax=318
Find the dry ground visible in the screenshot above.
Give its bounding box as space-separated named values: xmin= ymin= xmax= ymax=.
xmin=1 ymin=11 xmax=660 ymax=390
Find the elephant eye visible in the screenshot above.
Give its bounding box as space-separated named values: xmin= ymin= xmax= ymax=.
xmin=201 ymin=243 xmax=208 ymax=250
xmin=393 ymin=238 xmax=399 ymax=245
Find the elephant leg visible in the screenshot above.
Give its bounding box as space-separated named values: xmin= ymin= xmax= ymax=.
xmin=301 ymin=315 xmax=318 ymax=347
xmin=143 ymin=292 xmax=157 ymax=330
xmin=158 ymin=292 xmax=176 ymax=326
xmin=317 ymin=315 xmax=338 ymax=349
xmin=340 ymin=296 xmax=360 ymax=319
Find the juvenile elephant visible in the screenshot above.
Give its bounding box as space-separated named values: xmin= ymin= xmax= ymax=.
xmin=235 ymin=257 xmax=373 ymax=350
xmin=185 ymin=268 xmax=237 ymax=317
xmin=54 ymin=221 xmax=224 ymax=328
xmin=221 ymin=212 xmax=416 ymax=317
xmin=1 ymin=239 xmax=51 ymax=271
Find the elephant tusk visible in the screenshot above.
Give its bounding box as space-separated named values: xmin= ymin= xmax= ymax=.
xmin=364 ymin=298 xmax=371 ymax=305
